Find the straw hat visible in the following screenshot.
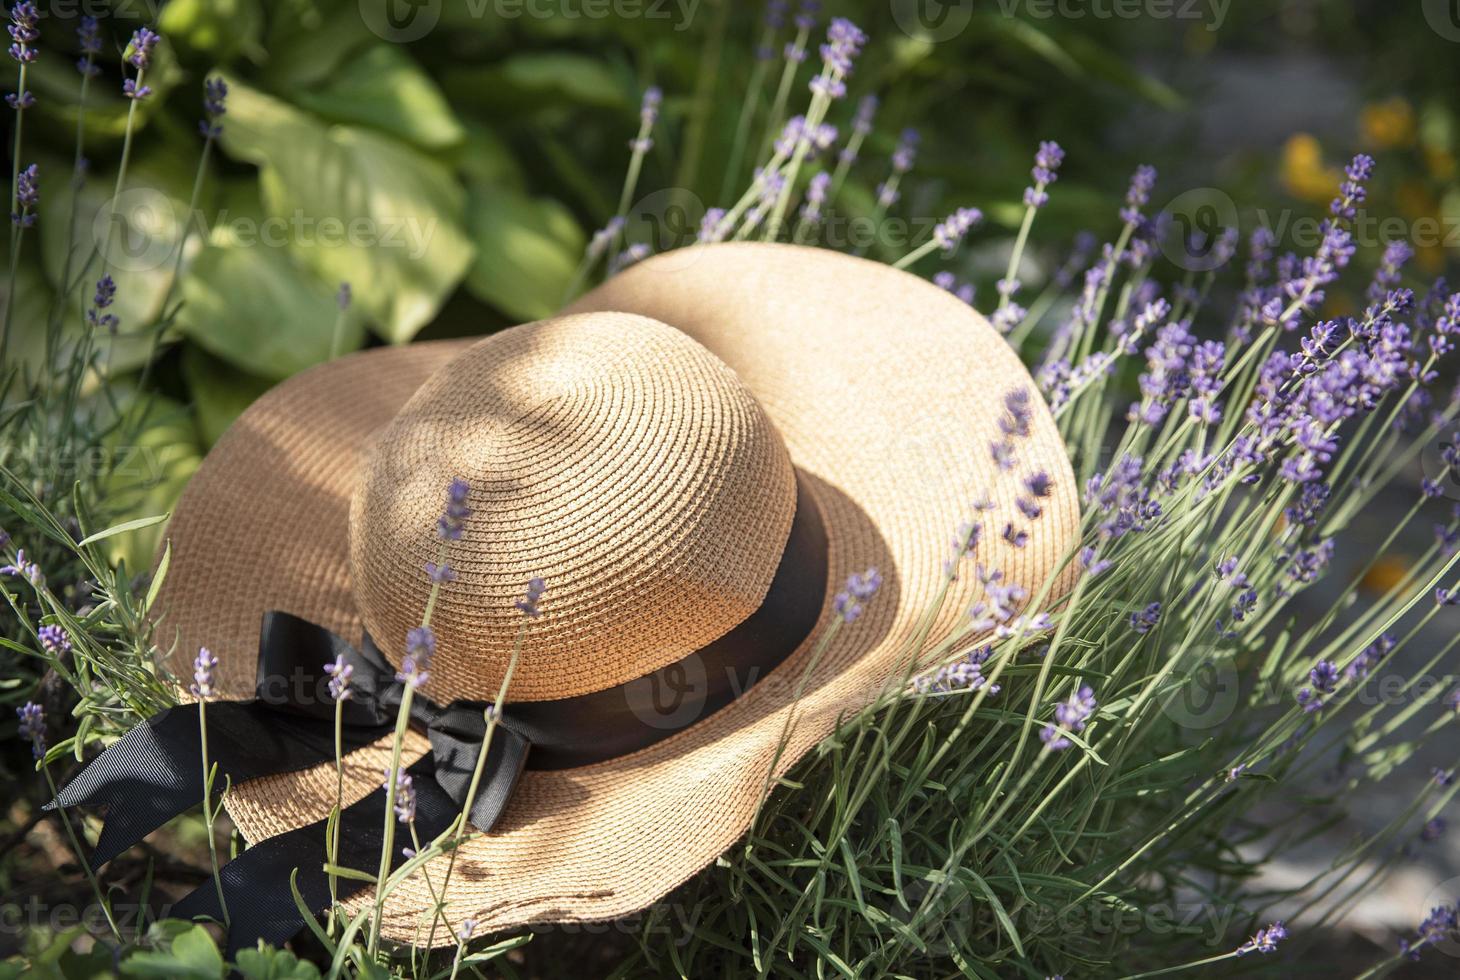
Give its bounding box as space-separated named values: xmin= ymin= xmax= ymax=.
xmin=150 ymin=242 xmax=1079 ymax=943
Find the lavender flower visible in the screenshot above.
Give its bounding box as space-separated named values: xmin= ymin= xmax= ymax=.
xmin=588 ymin=216 xmax=625 ymax=259
xmin=1296 ymin=659 xmax=1340 ymax=713
xmin=17 ymin=701 xmax=44 ymax=759
xmin=932 ymin=207 xmax=982 ymax=254
xmin=630 ymin=86 xmax=662 ymax=153
xmin=11 ymin=162 xmax=36 ymax=227
xmin=458 ymin=918 xmax=477 ymax=942
xmin=1080 ymin=547 xmax=1112 ymax=577
xmin=801 ymin=171 xmax=831 ymax=225
xmin=1400 ymin=905 xmax=1458 ymax=961
xmin=191 ymin=647 xmax=218 ymax=699
xmin=199 ymin=76 xmax=228 ymax=139
xmin=324 ymin=653 xmax=353 ymax=701
xmin=839 ymin=94 xmax=877 ymax=165
xmin=87 ymin=275 xmax=119 ymax=333
xmin=1332 ymin=154 xmax=1374 ymax=221
xmin=698 ymin=208 xmax=727 ymax=244
xmin=1119 ymin=165 xmax=1157 ymax=225
xmin=1 ymin=549 xmax=43 ymax=586
xmin=1236 ymin=921 xmax=1287 ymax=956
xmin=918 ymin=645 xmax=1000 ymax=696
xmin=37 ymin=624 xmax=70 ymax=655
xmin=1024 ymin=140 xmax=1065 ymax=209
xmin=76 ymin=16 xmax=100 ymax=77
xmin=610 ymin=243 xmax=650 ymax=274
xmin=809 ymin=17 xmax=865 ymax=100
xmin=126 ymin=27 xmax=159 ymax=70
xmin=1438 ymin=587 xmax=1460 ymax=606
xmin=397 ymin=626 xmax=436 ymax=688
xmin=833 ymin=567 xmax=882 ymax=623
xmin=7 ymin=2 xmax=37 ymax=66
xmin=426 ymin=561 xmax=456 ymax=584
xmin=437 ymin=478 xmax=471 ymax=541
xmin=775 ymin=116 xmax=837 ymax=157
xmin=1129 ymin=602 xmax=1161 ymax=635
xmin=1421 ymin=818 xmax=1446 ymax=842
xmin=515 ymin=576 xmax=547 ymax=618
xmin=890 ymin=128 xmax=919 ymax=175
xmin=385 ymin=768 xmax=415 ymax=823
xmin=1041 ymin=685 xmax=1096 ymax=751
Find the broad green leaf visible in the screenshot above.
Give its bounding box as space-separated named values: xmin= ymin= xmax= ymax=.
xmin=296 ymin=45 xmax=464 ymax=150
xmin=233 ymin=945 xmax=322 ymax=980
xmin=181 ymin=345 xmax=276 ymax=446
xmin=262 ymin=3 xmax=375 ymax=91
xmin=159 ymin=0 xmax=264 ymax=62
xmin=122 ymin=924 xmax=224 ymax=979
xmin=441 ymin=53 xmax=630 ymax=115
xmin=218 ymin=77 xmax=473 ymax=343
xmin=176 ymin=240 xmax=364 ymax=380
xmin=456 ymin=122 xmax=526 ymax=190
xmin=464 ymin=183 xmax=584 ymax=321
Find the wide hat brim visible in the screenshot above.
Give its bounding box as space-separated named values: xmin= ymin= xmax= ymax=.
xmin=151 ymin=242 xmax=1080 ymax=943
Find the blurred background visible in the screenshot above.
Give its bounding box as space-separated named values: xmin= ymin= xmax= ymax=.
xmin=3 ymin=0 xmax=1459 ymax=969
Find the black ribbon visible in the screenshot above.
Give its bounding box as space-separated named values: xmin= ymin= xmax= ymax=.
xmin=48 ymin=476 xmax=827 ymax=956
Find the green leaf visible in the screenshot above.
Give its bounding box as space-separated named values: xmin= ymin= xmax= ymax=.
xmin=217 ymin=76 xmax=473 ymax=344
xmin=122 ymin=924 xmax=224 ymax=979
xmin=233 ymin=944 xmax=322 ymax=980
xmin=158 ymin=0 xmax=264 ymax=62
xmin=181 ymin=345 xmax=277 ymax=447
xmin=441 ymin=53 xmax=630 ymax=115
xmin=176 ymin=240 xmax=363 ymax=380
xmin=76 ymin=513 xmax=169 ymax=548
xmin=295 ymin=45 xmax=464 ymax=150
xmin=464 ymin=183 xmax=584 ymax=321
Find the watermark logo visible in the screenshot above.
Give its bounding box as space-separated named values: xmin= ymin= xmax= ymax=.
xmin=1156 ymin=187 xmax=1238 ymax=273
xmin=91 ymin=187 xmax=179 ymax=274
xmin=890 ymin=0 xmax=975 ymax=42
xmin=1158 ymin=650 xmax=1240 ymax=730
xmin=359 ymin=0 xmax=442 ymax=42
xmin=992 ymin=0 xmax=1231 ymax=32
xmin=1422 ymin=0 xmax=1460 ymax=42
xmin=624 ymin=654 xmax=709 ymax=730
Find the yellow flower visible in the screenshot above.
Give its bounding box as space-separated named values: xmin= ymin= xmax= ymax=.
xmin=1360 ymin=98 xmax=1416 ymax=150
xmin=1280 ymin=134 xmax=1341 ymax=204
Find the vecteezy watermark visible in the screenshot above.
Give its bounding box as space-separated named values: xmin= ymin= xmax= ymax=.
xmin=1422 ymin=0 xmax=1460 ymax=43
xmin=90 ymin=187 xmax=438 ymax=273
xmin=1 ymin=897 xmax=170 ymax=937
xmin=19 ymin=0 xmax=161 ymax=22
xmin=358 ymin=0 xmax=700 ymax=42
xmin=889 ymin=0 xmax=975 ymax=42
xmin=1157 ymin=188 xmax=1241 ymax=273
xmin=1157 ymin=648 xmax=1240 ymax=731
xmin=991 ymin=0 xmax=1231 ymax=32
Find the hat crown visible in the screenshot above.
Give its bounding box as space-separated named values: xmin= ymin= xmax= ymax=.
xmin=348 ymin=313 xmax=798 ymax=702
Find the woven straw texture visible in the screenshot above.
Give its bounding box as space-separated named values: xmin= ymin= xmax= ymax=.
xmin=350 ymin=313 xmax=796 ymax=701
xmin=150 ymin=242 xmax=1080 ymax=944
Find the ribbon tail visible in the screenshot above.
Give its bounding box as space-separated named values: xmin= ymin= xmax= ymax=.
xmin=45 ymin=704 xmax=209 ymax=872
xmin=46 ymin=699 xmax=371 ymax=872
xmin=170 ymin=756 xmax=457 ymax=959
xmin=427 ymin=722 xmax=531 ymax=832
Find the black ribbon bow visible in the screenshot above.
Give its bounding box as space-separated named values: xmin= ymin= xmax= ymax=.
xmin=46 ymin=612 xmax=530 ymax=956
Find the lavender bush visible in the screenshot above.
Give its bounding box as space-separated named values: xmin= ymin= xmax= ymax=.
xmin=3 ymin=4 xmax=1459 ymax=978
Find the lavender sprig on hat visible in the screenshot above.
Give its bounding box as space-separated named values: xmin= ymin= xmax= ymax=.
xmin=397 ymin=626 xmax=436 ymax=689
xmin=191 ymin=647 xmax=219 ymax=699
xmin=385 ymin=768 xmax=415 ymax=823
xmin=833 ymin=568 xmax=882 ymax=623
xmin=516 ymin=577 xmax=547 ymax=618
xmin=438 ymin=478 xmax=472 ymax=541
xmin=325 ymin=654 xmax=353 ymax=701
